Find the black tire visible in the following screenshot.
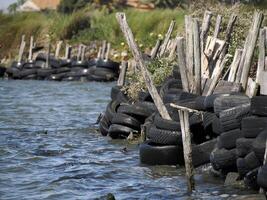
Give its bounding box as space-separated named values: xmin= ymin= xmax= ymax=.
xmin=138 ymin=90 xmax=153 ymax=102
xmin=96 ymin=59 xmax=120 ymax=71
xmin=217 ymin=129 xmax=243 ymax=150
xmin=251 ymin=96 xmax=267 ymax=116
xmin=219 ymin=104 xmax=250 ymax=132
xmin=56 ymin=67 xmax=71 ymax=73
xmin=236 ymin=138 xmax=254 ymax=158
xmin=163 ymin=92 xmax=197 ymax=104
xmin=105 ymin=101 xmax=120 ymax=122
xmin=212 ymin=116 xmax=223 ymax=135
xmin=0 ymin=66 xmax=6 ymax=77
xmin=117 ymin=103 xmax=153 ymax=118
xmin=99 ymin=115 xmax=110 ymax=136
xmin=87 ymin=74 xmax=115 ymax=82
xmin=153 ymin=113 xmax=180 ymax=131
xmin=147 ymin=125 xmax=182 ymax=145
xmin=203 ymin=112 xmax=217 ymax=129
xmin=242 ymin=116 xmax=267 ymax=138
xmin=111 ymin=113 xmax=141 ymax=130
xmin=37 ymin=69 xmax=57 ymax=77
xmin=111 ymin=86 xmax=122 ymax=101
xmin=210 ymin=148 xmax=237 ymax=171
xmin=244 ymin=168 xmax=260 ymax=190
xmin=34 ymin=60 xmax=46 ymax=69
xmin=108 ymin=124 xmax=136 ymax=139
xmin=61 ymin=76 xmax=81 ymax=81
xmin=18 ymin=69 xmax=37 ymax=78
xmin=22 ymin=62 xmax=35 ymax=69
xmin=237 ymin=152 xmax=261 ymax=178
xmin=195 ymin=96 xmax=206 ymax=111
xmin=213 ymin=81 xmax=242 ymax=94
xmin=192 ymin=139 xmax=217 ymax=167
xmin=139 ymin=140 xmax=184 ymax=165
xmin=71 ymin=60 xmax=89 ymax=68
xmin=214 ymin=95 xmax=250 ymax=115
xmin=159 ymin=78 xmax=183 ymax=97
xmin=204 ymin=94 xmax=230 ymax=111
xmin=23 ymin=74 xmax=37 ymax=80
xmin=252 ymin=130 xmax=267 ymax=162
xmin=257 ymin=164 xmax=267 ymax=189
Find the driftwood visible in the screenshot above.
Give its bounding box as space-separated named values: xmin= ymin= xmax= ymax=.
xmin=97 ymin=47 xmax=102 ymax=59
xmin=159 ymin=20 xmax=176 ymax=57
xmin=176 ymin=37 xmax=189 ymax=92
xmin=117 ymin=61 xmax=128 ymax=86
xmin=116 ymin=12 xmax=171 ymax=120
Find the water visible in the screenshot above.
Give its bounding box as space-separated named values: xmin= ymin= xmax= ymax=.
xmin=0 ymin=80 xmax=254 ymax=200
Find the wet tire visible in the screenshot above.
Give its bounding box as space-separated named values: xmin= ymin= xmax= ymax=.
xmin=241 ymin=116 xmax=267 ymax=138
xmin=139 ymin=140 xmax=184 ymax=165
xmin=147 ymin=125 xmax=182 ymax=145
xmin=111 ymin=113 xmax=141 ymax=130
xmin=105 ymin=101 xmax=120 ymax=122
xmin=99 ymin=114 xmax=110 ymax=136
xmin=195 ymin=96 xmax=206 ymax=111
xmin=214 ymin=95 xmax=250 ymax=115
xmin=117 ymin=103 xmax=153 ymax=118
xmin=217 ymin=129 xmax=243 ymax=150
xmin=210 ymin=148 xmax=237 ymax=171
xmin=251 ymin=96 xmax=267 ymax=116
xmin=153 ymin=113 xmax=180 ymax=131
xmin=108 ymin=124 xmax=136 ymax=139
xmin=236 ymin=138 xmax=254 ymax=158
xmin=219 ymin=104 xmax=250 ymax=132
xmin=37 ymin=69 xmax=56 ymax=78
xmin=257 ymin=164 xmax=267 ymax=189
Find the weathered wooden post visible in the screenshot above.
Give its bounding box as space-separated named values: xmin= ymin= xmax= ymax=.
xmin=159 ymin=20 xmax=176 ymax=57
xmin=213 ymin=15 xmax=222 ymax=38
xmin=200 ymin=11 xmax=212 ymax=57
xmin=55 ymin=40 xmax=63 ymax=59
xmin=28 ymin=36 xmax=34 ymax=62
xmin=18 ymin=35 xmax=26 ymax=64
xmin=105 ymin=43 xmax=111 ymax=61
xmin=97 ymin=47 xmax=102 ymax=60
xmin=151 ymin=39 xmax=162 ymax=59
xmin=170 ymin=104 xmax=202 ymax=192
xmin=77 ymin=44 xmax=82 ymax=62
xmin=193 ymin=18 xmax=201 ymax=95
xmin=65 ymin=44 xmax=72 ymax=60
xmin=45 ymin=35 xmax=51 ymax=69
xmin=228 ymin=49 xmax=243 ymax=82
xmin=101 ymin=40 xmax=107 ymax=59
xmin=117 ymin=61 xmax=128 ymax=86
xmin=81 ymin=45 xmax=86 ymax=62
xmin=116 ymin=12 xmax=171 ymax=120
xmin=256 ymin=29 xmax=266 ymax=83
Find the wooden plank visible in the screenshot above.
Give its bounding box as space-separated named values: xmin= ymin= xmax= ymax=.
xmin=256 ymin=29 xmax=266 ymax=83
xmin=159 ymin=20 xmax=176 ymax=57
xmin=77 ymin=44 xmax=82 ymax=62
xmin=18 ymin=35 xmax=25 ymax=64
xmin=193 ymin=18 xmax=201 ymax=95
xmin=185 ymin=15 xmax=194 ymax=88
xmin=81 ymin=45 xmax=86 ymax=62
xmin=116 ymin=12 xmax=171 ymax=120
xmin=117 ymin=61 xmax=128 ymax=86
xmin=105 ymin=43 xmax=111 ymax=60
xmin=97 ymin=47 xmax=102 ymax=59
xmin=214 ymin=80 xmax=242 ymax=94
xmin=101 ymin=40 xmax=107 ymax=59
xmin=214 ymin=15 xmax=222 ymax=38
xmin=168 ymin=37 xmax=178 ymax=60
xmin=55 ymin=40 xmax=63 ymax=59
xmin=240 ymin=12 xmax=263 ymax=89
xmin=65 ymin=44 xmax=72 ymax=60
xmin=151 ymin=39 xmax=162 ymax=59
xmin=28 ymin=36 xmax=34 ymax=62
xmin=221 ymin=14 xmax=237 ymax=57
xmin=176 ymin=37 xmax=189 ymax=92
xmin=45 ymin=39 xmax=51 ymax=69
xmin=228 ymin=49 xmax=243 ymax=82
xmin=200 ymin=11 xmax=213 ymax=54
xmin=171 ymin=103 xmax=202 ymax=113
xmin=246 ymin=78 xmax=258 ymax=98
xmin=178 ymin=110 xmax=195 ymax=192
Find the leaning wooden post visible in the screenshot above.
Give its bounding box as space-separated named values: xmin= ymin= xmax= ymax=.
xmin=256 ymin=29 xmax=266 ymax=84
xmin=177 ymin=37 xmax=189 ymax=92
xmin=116 ymin=12 xmax=171 ymax=120
xmin=193 ymin=18 xmax=201 ymax=95
xmin=18 ymin=35 xmax=26 ymax=64
xmin=28 ymin=36 xmax=34 ymax=62
xmin=200 ymin=11 xmax=212 ymax=55
xmin=213 ymin=15 xmax=222 ymax=38
xmin=151 ymin=39 xmax=162 ymax=59
xmin=240 ymin=12 xmax=263 ymax=89
xmin=228 ymin=49 xmax=243 ymax=82
xmin=171 ymin=104 xmax=201 ymax=192
xmin=159 ymin=20 xmax=176 ymax=57
xmin=55 ymin=40 xmax=63 ymax=59
xmin=117 ymin=61 xmax=128 ymax=86
xmin=105 ymin=43 xmax=111 ymax=61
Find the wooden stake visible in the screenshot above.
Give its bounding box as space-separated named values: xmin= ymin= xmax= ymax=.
xmin=200 ymin=11 xmax=212 ymax=56
xmin=18 ymin=35 xmax=25 ymax=64
xmin=116 ymin=12 xmax=171 ymax=120
xmin=178 ymin=110 xmax=195 ymax=192
xmin=81 ymin=45 xmax=86 ymax=62
xmin=101 ymin=40 xmax=107 ymax=59
xmin=214 ymin=15 xmax=222 ymax=38
xmin=240 ymin=12 xmax=263 ymax=89
xmin=256 ymin=29 xmax=266 ymax=83
xmin=28 ymin=36 xmax=34 ymax=62
xmin=176 ymin=37 xmax=189 ymax=92
xmin=159 ymin=20 xmax=176 ymax=57
xmin=117 ymin=61 xmax=128 ymax=86
xmin=55 ymin=40 xmax=63 ymax=59
xmin=151 ymin=39 xmax=162 ymax=59
xmin=45 ymin=39 xmax=51 ymax=69
xmin=228 ymin=49 xmax=243 ymax=82
xmin=193 ymin=18 xmax=201 ymax=95
xmin=77 ymin=44 xmax=82 ymax=62
xmin=168 ymin=37 xmax=178 ymax=60
xmin=185 ymin=16 xmax=194 ymax=88
xmin=105 ymin=43 xmax=111 ymax=60
xmin=97 ymin=47 xmax=102 ymax=60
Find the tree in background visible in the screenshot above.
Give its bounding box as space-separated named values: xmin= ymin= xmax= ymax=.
xmin=8 ymin=0 xmax=26 ymax=13
xmin=58 ymin=0 xmax=91 ymax=13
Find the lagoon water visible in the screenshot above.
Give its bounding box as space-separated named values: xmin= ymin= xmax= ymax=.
xmin=0 ymin=80 xmax=253 ymax=199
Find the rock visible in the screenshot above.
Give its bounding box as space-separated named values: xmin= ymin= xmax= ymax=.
xmin=230 ymin=194 xmax=266 ymax=200
xmin=106 ymin=193 xmax=116 ymax=200
xmin=224 ymin=172 xmax=244 ymax=187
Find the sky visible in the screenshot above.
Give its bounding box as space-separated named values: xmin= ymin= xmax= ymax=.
xmin=0 ymin=0 xmax=17 ymax=11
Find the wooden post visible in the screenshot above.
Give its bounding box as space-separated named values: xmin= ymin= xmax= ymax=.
xmin=97 ymin=47 xmax=102 ymax=60
xmin=193 ymin=18 xmax=201 ymax=95
xmin=117 ymin=61 xmax=128 ymax=86
xmin=151 ymin=39 xmax=162 ymax=59
xmin=101 ymin=40 xmax=107 ymax=59
xmin=18 ymin=35 xmax=25 ymax=64
xmin=176 ymin=37 xmax=189 ymax=92
xmin=214 ymin=15 xmax=222 ymax=38
xmin=221 ymin=14 xmax=237 ymax=57
xmin=116 ymin=12 xmax=171 ymax=120
xmin=77 ymin=44 xmax=82 ymax=62
xmin=168 ymin=37 xmax=178 ymax=60
xmin=28 ymin=36 xmax=34 ymax=62
xmin=55 ymin=40 xmax=63 ymax=59
xmin=228 ymin=49 xmax=243 ymax=82
xmin=81 ymin=45 xmax=86 ymax=62
xmin=105 ymin=43 xmax=111 ymax=60
xmin=159 ymin=20 xmax=176 ymax=57
xmin=45 ymin=38 xmax=51 ymax=69
xmin=256 ymin=29 xmax=266 ymax=84
xmin=185 ymin=16 xmax=194 ymax=88
xmin=240 ymin=12 xmax=263 ymax=89
xmin=200 ymin=11 xmax=212 ymax=56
